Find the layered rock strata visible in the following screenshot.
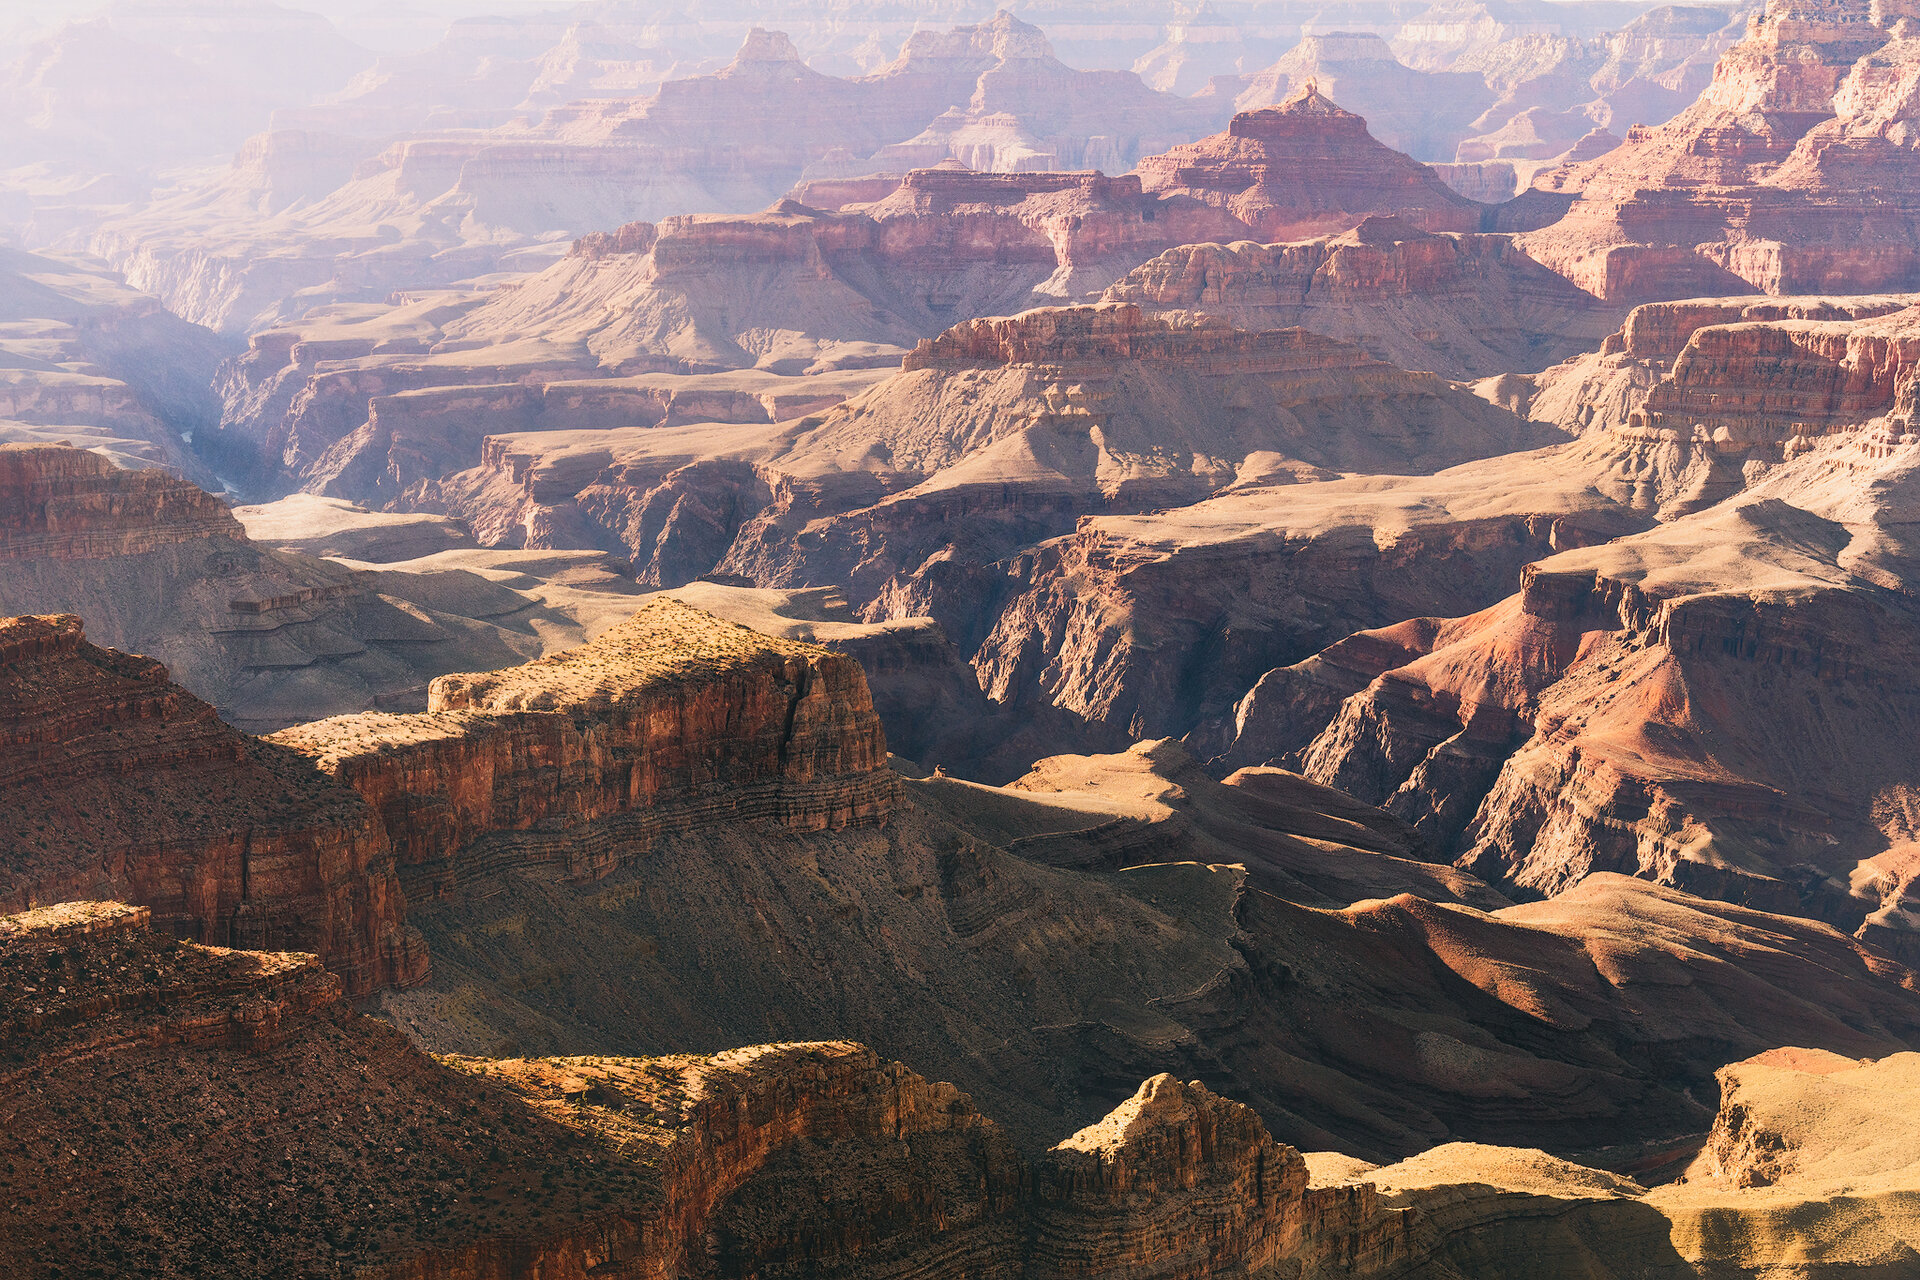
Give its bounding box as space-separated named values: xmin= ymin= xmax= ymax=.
xmin=268 ymin=596 xmax=894 ymax=897
xmin=1104 ymin=214 xmax=1618 ymax=378
xmin=1221 ymin=427 xmax=1920 ymax=958
xmin=1517 ymin=0 xmax=1920 ymax=301
xmin=713 ymin=303 xmax=1561 ymax=676
xmin=1523 ymin=294 xmax=1920 ymax=515
xmin=1134 ymin=84 xmax=1487 ymax=242
xmin=0 ymin=614 xmax=424 ymax=995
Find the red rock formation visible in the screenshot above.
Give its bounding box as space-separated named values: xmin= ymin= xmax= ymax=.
xmin=0 ymin=613 xmax=425 ymax=996
xmin=1133 ymin=83 xmax=1486 ymax=242
xmin=0 ymin=439 xmax=240 ymax=557
xmin=1518 ymin=0 xmax=1920 ymax=301
xmin=1030 ymin=1074 xmax=1412 ymax=1279
xmin=268 ymin=596 xmax=894 ymax=897
xmin=1523 ymin=295 xmax=1920 ymax=515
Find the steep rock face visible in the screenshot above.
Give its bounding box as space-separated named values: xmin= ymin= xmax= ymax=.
xmin=716 ymin=303 xmax=1559 ymax=667
xmin=1517 ymin=0 xmax=1920 ymax=301
xmin=0 ymin=438 xmax=241 ymax=556
xmin=0 ymin=443 xmax=577 ymax=732
xmin=268 ymin=596 xmax=894 ymax=897
xmin=1031 ymin=1074 xmax=1412 ymax=1279
xmin=0 ymin=247 xmax=232 ymax=485
xmin=1133 ymin=84 xmax=1487 ymax=242
xmin=1103 ymin=215 xmax=1619 ymax=378
xmin=0 ymin=617 xmax=424 ymax=995
xmin=1236 ymin=431 xmax=1920 ymax=959
xmin=965 ymin=452 xmax=1642 ymax=740
xmin=1523 ymin=295 xmax=1920 ymax=516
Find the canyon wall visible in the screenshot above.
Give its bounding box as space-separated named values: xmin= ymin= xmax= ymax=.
xmin=270 ymin=596 xmax=895 ymax=898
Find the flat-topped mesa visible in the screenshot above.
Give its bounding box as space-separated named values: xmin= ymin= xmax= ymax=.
xmin=894 ymin=166 xmax=1145 ymax=203
xmin=902 ymin=302 xmax=1404 ymax=377
xmin=0 ymin=443 xmax=241 ymax=559
xmin=1132 ymin=84 xmax=1485 ymax=241
xmin=1102 ymin=215 xmax=1618 ymax=379
xmin=0 ymin=613 xmax=423 ymax=997
xmin=270 ymin=597 xmax=895 ymax=894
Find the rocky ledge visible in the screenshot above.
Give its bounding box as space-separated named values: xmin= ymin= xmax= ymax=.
xmin=0 ymin=898 xmax=1423 ymax=1280
xmin=1 ymin=597 xmax=893 ymax=996
xmin=0 ymin=441 xmax=241 ymax=559
xmin=267 ymin=596 xmax=895 ymax=897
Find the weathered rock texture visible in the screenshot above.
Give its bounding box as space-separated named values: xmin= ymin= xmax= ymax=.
xmin=0 ymin=613 xmax=424 ymax=995
xmin=16 ymin=897 xmax=1920 ymax=1278
xmin=0 ymin=442 xmax=584 ymax=732
xmin=269 ymin=596 xmax=895 ymax=899
xmin=1103 ymin=215 xmax=1619 ymax=378
xmin=1220 ymin=421 xmax=1920 ymax=959
xmin=0 ymin=596 xmax=894 ymax=996
xmin=1134 ymin=84 xmax=1487 ymax=243
xmin=711 ymin=303 xmax=1560 ymax=690
xmin=1518 ymin=0 xmax=1920 ymax=302
xmin=1522 ymin=294 xmax=1920 ymax=514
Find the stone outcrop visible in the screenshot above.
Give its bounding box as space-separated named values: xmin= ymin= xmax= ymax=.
xmin=716 ymin=303 xmax=1560 ymax=676
xmin=1031 ymin=1074 xmax=1412 ymax=1279
xmin=0 ymin=596 xmax=894 ymax=995
xmin=22 ymin=896 xmax=1920 ymax=1279
xmin=0 ymin=613 xmax=424 ymax=995
xmin=0 ymin=443 xmax=584 ymax=732
xmin=0 ymin=439 xmax=241 ymax=556
xmin=269 ymin=596 xmax=894 ymax=897
xmin=1103 ymin=215 xmax=1619 ymax=377
xmin=1221 ymin=424 xmax=1920 ymax=958
xmin=1522 ymin=295 xmax=1920 ymax=516
xmin=1517 ymin=0 xmax=1920 ymax=302
xmin=1133 ymin=84 xmax=1487 ymax=242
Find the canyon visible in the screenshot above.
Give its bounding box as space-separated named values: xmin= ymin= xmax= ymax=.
xmin=11 ymin=0 xmax=1920 ymax=1274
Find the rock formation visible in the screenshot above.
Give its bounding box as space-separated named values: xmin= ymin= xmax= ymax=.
xmin=0 ymin=614 xmax=424 ymax=994
xmin=0 ymin=246 xmax=232 ymax=484
xmin=85 ymin=13 xmax=1222 ymax=336
xmin=1522 ymin=294 xmax=1920 ymax=515
xmin=1103 ymin=215 xmax=1619 ymax=378
xmin=269 ymin=595 xmax=895 ymax=898
xmin=0 ymin=442 xmax=587 ymax=730
xmin=1217 ymin=411 xmax=1920 ymax=959
xmin=710 ymin=303 xmax=1561 ymax=670
xmin=0 ymin=595 xmax=895 ymax=997
xmin=1233 ymin=31 xmax=1496 ymax=160
xmin=1133 ymin=83 xmax=1487 ymax=242
xmin=1517 ymin=0 xmax=1920 ymax=301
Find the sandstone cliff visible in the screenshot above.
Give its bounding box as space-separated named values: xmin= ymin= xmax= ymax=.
xmin=0 ymin=614 xmax=424 ymax=995
xmin=269 ymin=596 xmax=895 ymax=898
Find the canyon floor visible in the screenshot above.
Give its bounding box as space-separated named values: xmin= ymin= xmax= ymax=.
xmin=10 ymin=0 xmax=1920 ymax=1274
